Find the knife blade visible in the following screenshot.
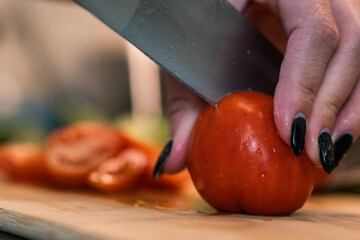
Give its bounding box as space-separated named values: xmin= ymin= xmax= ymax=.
xmin=74 ymin=0 xmax=283 ymax=105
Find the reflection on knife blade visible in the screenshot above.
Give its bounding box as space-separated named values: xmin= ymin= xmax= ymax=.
xmin=75 ymin=0 xmax=283 ymax=105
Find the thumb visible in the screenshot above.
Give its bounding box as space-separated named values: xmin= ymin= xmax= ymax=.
xmin=153 ymin=73 xmax=206 ymax=178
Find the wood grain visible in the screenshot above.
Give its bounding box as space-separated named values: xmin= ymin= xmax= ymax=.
xmin=1 ymin=177 xmax=360 ymax=240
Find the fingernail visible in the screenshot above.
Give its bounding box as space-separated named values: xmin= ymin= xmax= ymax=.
xmin=318 ymin=130 xmax=335 ymax=174
xmin=152 ymin=139 xmax=173 ymax=179
xmin=334 ymin=133 xmax=353 ymax=168
xmin=290 ymin=114 xmax=306 ymax=157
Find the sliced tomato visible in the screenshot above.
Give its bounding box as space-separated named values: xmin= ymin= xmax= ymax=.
xmin=88 ymin=148 xmax=148 ymax=192
xmin=139 ymin=144 xmax=190 ymax=189
xmin=120 ymin=133 xmax=190 ymax=190
xmin=0 ymin=143 xmax=48 ymax=182
xmin=44 ymin=122 xmax=124 ymax=187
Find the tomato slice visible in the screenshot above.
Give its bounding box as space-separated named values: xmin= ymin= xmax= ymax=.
xmin=0 ymin=143 xmax=48 ymax=182
xmin=120 ymin=133 xmax=190 ymax=190
xmin=44 ymin=122 xmax=123 ymax=187
xmin=139 ymin=144 xmax=190 ymax=189
xmin=88 ymin=148 xmax=148 ymax=192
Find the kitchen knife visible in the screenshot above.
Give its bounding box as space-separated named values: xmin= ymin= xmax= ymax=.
xmin=74 ymin=0 xmax=283 ymax=105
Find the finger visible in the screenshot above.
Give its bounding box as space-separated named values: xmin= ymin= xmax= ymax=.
xmin=153 ymin=73 xmax=206 ymax=178
xmin=306 ymin=0 xmax=360 ymax=172
xmin=332 ymin=78 xmax=360 ymax=168
xmin=270 ymin=0 xmax=340 ymax=159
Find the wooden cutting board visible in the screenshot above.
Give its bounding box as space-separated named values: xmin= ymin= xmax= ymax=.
xmin=1 ymin=177 xmax=360 ymax=240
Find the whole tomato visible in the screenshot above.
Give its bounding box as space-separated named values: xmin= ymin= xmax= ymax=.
xmin=187 ymin=92 xmax=315 ymax=215
xmin=0 ymin=143 xmax=48 ymax=182
xmin=44 ymin=122 xmax=124 ymax=187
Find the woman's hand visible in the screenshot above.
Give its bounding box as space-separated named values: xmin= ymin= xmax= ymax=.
xmin=153 ymin=0 xmax=360 ymax=178
xmin=248 ymin=0 xmax=360 ymax=174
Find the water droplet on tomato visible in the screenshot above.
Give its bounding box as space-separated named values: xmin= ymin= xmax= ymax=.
xmin=259 ymin=173 xmax=266 ymax=183
xmin=272 ymin=147 xmax=276 ymax=152
xmin=256 ymin=148 xmax=262 ymax=156
xmin=195 ymin=178 xmax=205 ymax=190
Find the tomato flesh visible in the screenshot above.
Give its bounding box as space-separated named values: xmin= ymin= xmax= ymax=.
xmin=88 ymin=148 xmax=148 ymax=192
xmin=44 ymin=122 xmax=123 ymax=186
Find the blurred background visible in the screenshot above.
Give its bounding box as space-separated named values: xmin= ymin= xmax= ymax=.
xmin=0 ymin=0 xmax=168 ymax=143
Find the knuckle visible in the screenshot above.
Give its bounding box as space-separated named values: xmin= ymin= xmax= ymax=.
xmin=166 ymin=96 xmax=189 ymax=118
xmin=309 ymin=16 xmax=340 ymax=51
xmin=324 ymin=99 xmax=341 ymax=117
xmin=322 ymin=92 xmax=345 ymax=121
xmin=296 ymin=82 xmax=316 ymax=106
xmin=316 ymin=24 xmax=340 ymax=50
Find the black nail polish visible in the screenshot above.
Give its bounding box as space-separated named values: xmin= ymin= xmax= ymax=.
xmin=318 ymin=132 xmax=335 ymax=174
xmin=334 ymin=133 xmax=353 ymax=168
xmin=152 ymin=139 xmax=173 ymax=179
xmin=290 ymin=117 xmax=306 ymax=157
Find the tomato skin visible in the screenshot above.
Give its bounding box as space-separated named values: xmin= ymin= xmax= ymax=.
xmin=0 ymin=143 xmax=48 ymax=182
xmin=313 ymin=166 xmax=330 ymax=192
xmin=44 ymin=122 xmax=123 ymax=187
xmin=187 ymin=92 xmax=315 ymax=215
xmin=88 ymin=148 xmax=148 ymax=192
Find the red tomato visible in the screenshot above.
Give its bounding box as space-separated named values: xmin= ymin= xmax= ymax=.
xmin=313 ymin=166 xmax=330 ymax=192
xmin=187 ymin=92 xmax=315 ymax=215
xmin=88 ymin=148 xmax=148 ymax=192
xmin=0 ymin=143 xmax=48 ymax=182
xmin=44 ymin=122 xmax=123 ymax=187
xmin=121 ymin=133 xmax=190 ymax=190
xmin=139 ymin=143 xmax=191 ymax=189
